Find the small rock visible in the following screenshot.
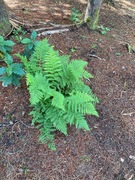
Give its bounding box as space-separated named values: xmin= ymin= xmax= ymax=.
xmin=129 ymin=155 xmax=135 ymax=161
xmin=22 ymin=111 xmax=25 ymax=116
xmin=122 ymin=66 xmax=126 ymax=70
xmin=9 ymin=121 xmax=13 ymax=125
xmin=120 ymin=158 xmax=124 ymax=162
xmin=18 ymin=168 xmax=24 ymax=173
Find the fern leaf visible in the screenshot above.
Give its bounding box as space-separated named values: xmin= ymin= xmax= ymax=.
xmin=74 ymin=114 xmax=90 ymax=130
xmin=51 ymin=90 xmax=65 ymax=110
xmin=43 ymin=49 xmax=62 ymax=83
xmin=68 ymin=60 xmax=93 ymax=80
xmin=31 ymin=39 xmax=51 ymax=64
xmin=46 ymin=107 xmax=67 ymax=135
xmin=64 ymin=111 xmax=90 ymax=130
xmin=65 ymin=91 xmax=98 ymax=116
xmin=27 ymin=72 xmax=51 ymax=105
xmin=63 ymin=111 xmax=76 ymax=125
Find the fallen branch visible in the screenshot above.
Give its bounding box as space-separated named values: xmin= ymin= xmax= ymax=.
xmin=38 ymin=28 xmax=70 ymax=36
xmin=34 ymin=24 xmax=75 ymax=33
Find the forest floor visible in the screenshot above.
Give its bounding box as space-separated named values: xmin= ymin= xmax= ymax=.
xmin=0 ymin=0 xmax=135 ymax=179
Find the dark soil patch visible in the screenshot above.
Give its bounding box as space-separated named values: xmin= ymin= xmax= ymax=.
xmin=1 ymin=0 xmax=135 ymax=179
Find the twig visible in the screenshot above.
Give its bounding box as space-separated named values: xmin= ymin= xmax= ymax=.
xmin=87 ymin=53 xmax=105 ymax=60
xmin=4 ymin=24 xmax=14 ymax=38
xmin=49 ymin=23 xmax=75 ymax=28
xmin=9 ymin=18 xmax=33 ymax=27
xmin=121 ymin=112 xmax=135 ymax=116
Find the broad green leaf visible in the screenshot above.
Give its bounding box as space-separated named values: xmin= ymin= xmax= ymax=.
xmin=11 ymin=63 xmax=25 ymax=75
xmin=21 ymin=38 xmax=31 ymax=44
xmin=4 ymin=54 xmax=13 ymax=64
xmin=0 ymin=75 xmax=12 ymax=87
xmin=12 ymin=75 xmax=20 ymax=86
xmin=4 ymin=46 xmax=12 ymax=53
xmin=6 ymin=66 xmax=13 ymax=76
xmin=0 ymin=46 xmax=6 ymax=54
xmin=33 ymin=41 xmax=39 ymax=46
xmin=30 ymin=31 xmax=37 ymax=40
xmin=0 ymin=36 xmax=4 ymax=43
xmin=27 ymin=43 xmax=33 ymax=50
xmin=4 ymin=40 xmax=15 ymax=46
xmin=0 ymin=67 xmax=6 ymax=75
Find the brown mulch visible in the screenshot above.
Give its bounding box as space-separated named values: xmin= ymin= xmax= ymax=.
xmin=0 ymin=0 xmax=135 ymax=179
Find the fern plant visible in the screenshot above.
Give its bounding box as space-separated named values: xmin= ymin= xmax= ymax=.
xmin=18 ymin=39 xmax=99 ymax=150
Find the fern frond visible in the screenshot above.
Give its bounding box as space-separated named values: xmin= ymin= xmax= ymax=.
xmin=51 ymin=89 xmax=65 ymax=110
xmin=27 ymin=72 xmax=51 ymax=105
xmin=30 ymin=106 xmax=56 ymax=150
xmin=65 ymin=91 xmax=98 ymax=116
xmin=30 ymin=39 xmax=51 ymax=65
xmin=68 ymin=60 xmax=93 ymax=81
xmin=45 ymin=107 xmax=67 ymax=135
xmin=43 ymin=49 xmax=62 ymax=84
xmin=29 ymin=39 xmax=63 ymax=87
xmin=74 ymin=114 xmax=90 ymax=130
xmin=64 ymin=112 xmax=90 ymax=130
xmin=63 ymin=111 xmax=76 ymax=125
xmin=38 ymin=120 xmax=56 ymax=150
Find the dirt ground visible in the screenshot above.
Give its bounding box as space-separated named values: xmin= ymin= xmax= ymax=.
xmin=0 ymin=0 xmax=135 ymax=179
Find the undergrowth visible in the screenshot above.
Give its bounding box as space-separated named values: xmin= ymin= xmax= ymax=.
xmin=18 ymin=39 xmax=99 ymax=150
xmin=0 ymin=35 xmax=25 ymax=86
xmin=0 ymin=31 xmax=99 ymax=150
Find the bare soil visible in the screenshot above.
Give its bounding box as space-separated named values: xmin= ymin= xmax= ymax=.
xmin=0 ymin=0 xmax=135 ymax=179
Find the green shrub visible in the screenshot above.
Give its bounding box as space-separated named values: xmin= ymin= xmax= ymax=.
xmin=0 ymin=36 xmax=25 ymax=87
xmin=0 ymin=54 xmax=25 ymax=86
xmin=18 ymin=39 xmax=99 ymax=150
xmin=0 ymin=35 xmax=15 ymax=56
xmin=0 ymin=31 xmax=39 ymax=87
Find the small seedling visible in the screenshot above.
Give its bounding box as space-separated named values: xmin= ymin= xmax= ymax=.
xmin=126 ymin=43 xmax=134 ymax=53
xmin=23 ymin=166 xmax=29 ymax=175
xmin=81 ymin=155 xmax=91 ymax=162
xmin=21 ymin=30 xmax=39 ymax=58
xmin=70 ymin=8 xmax=82 ymax=24
xmin=100 ymin=25 xmax=110 ymax=35
xmin=116 ymin=52 xmax=121 ymax=56
xmin=81 ymin=35 xmax=86 ymax=39
xmin=12 ymin=27 xmax=26 ymax=43
xmin=70 ymin=48 xmax=76 ymax=53
xmin=91 ymin=44 xmax=97 ymax=49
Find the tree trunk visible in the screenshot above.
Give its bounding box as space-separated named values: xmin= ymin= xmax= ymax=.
xmin=84 ymin=0 xmax=102 ymax=30
xmin=0 ymin=0 xmax=12 ymax=36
